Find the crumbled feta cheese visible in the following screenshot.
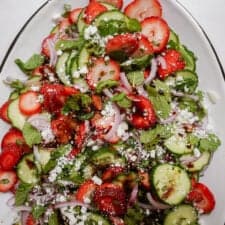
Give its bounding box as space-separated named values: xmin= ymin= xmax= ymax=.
xmin=92 ymin=175 xmax=102 ymax=185
xmin=117 ymin=122 xmax=129 ymax=139
xmin=92 ymin=145 xmax=100 ymax=151
xmin=30 ymin=85 xmax=40 ymax=92
xmin=84 ymin=25 xmax=98 ymax=40
xmin=193 ymin=148 xmax=201 ymax=158
xmin=72 ymin=66 xmax=88 ymax=78
xmin=37 ymin=94 xmax=44 ymax=103
xmin=101 ymin=102 xmax=115 ymax=117
xmin=41 ymin=127 xmax=55 ymax=143
xmin=56 ymin=50 xmax=63 ymax=56
xmin=83 ymin=197 xmax=91 ymax=204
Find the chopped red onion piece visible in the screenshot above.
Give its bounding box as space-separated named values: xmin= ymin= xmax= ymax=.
xmin=136 ymin=85 xmax=149 ymax=98
xmin=120 ymin=72 xmax=132 ymax=92
xmin=144 ymin=58 xmax=158 ymax=85
xmin=47 ymin=39 xmax=58 ymax=67
xmin=103 ymin=88 xmax=113 ymax=98
xmin=171 ymin=90 xmax=199 ymax=101
xmin=128 ymin=184 xmax=138 ymax=207
xmin=7 ymin=196 xmax=15 ymax=207
xmin=147 ymin=192 xmax=170 ymax=210
xmin=21 ymin=211 xmax=30 ymax=225
xmin=14 ymin=206 xmax=32 ymax=212
xmin=157 ymin=55 xmax=167 ymax=69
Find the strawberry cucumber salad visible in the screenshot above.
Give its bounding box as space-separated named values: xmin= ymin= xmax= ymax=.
xmin=0 ymin=0 xmax=221 ymax=224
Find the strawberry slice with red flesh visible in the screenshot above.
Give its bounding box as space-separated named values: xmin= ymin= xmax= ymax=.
xmin=87 ymin=58 xmax=120 ymax=89
xmin=141 ymin=17 xmax=170 ymax=53
xmin=75 ymin=122 xmax=87 ymax=149
xmin=92 ymin=95 xmax=103 ymax=111
xmin=187 ymin=182 xmax=215 ymax=214
xmin=129 ymin=95 xmax=156 ymax=129
xmin=106 ymin=34 xmax=139 ymax=58
xmin=132 ymin=34 xmax=154 ymax=57
xmin=76 ymin=180 xmax=97 ymax=203
xmin=124 ymin=0 xmax=162 ymax=22
xmin=94 ymin=183 xmax=127 ymax=216
xmin=69 ymin=8 xmax=83 ymax=24
xmin=1 ymin=128 xmax=30 ymax=154
xmin=32 ymin=65 xmax=54 ymax=77
xmin=0 ymin=144 xmax=22 ymax=170
xmin=26 ymin=214 xmax=36 ymax=225
xmin=110 ymin=216 xmax=125 ymax=225
xmin=0 ymin=101 xmax=11 ymax=123
xmin=85 ymin=1 xmax=107 ymax=24
xmin=91 ymin=0 xmax=123 ymax=9
xmin=41 ymin=33 xmax=56 ymax=58
xmin=158 ymin=49 xmax=186 ymax=78
xmin=0 ymin=170 xmax=17 ymax=193
xmin=19 ymin=91 xmax=42 ymax=116
xmin=58 ymin=18 xmax=72 ymax=31
xmin=102 ymin=166 xmax=124 ymax=181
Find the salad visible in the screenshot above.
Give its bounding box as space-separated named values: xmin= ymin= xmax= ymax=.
xmin=0 ymin=0 xmax=221 ymax=224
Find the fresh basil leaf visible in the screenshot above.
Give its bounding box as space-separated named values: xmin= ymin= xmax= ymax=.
xmin=127 ymin=71 xmax=144 ymax=87
xmin=77 ymin=111 xmax=94 ymax=121
xmin=48 ymin=212 xmax=59 ymax=225
xmin=112 ymin=93 xmax=132 ymax=108
xmin=126 ymin=18 xmax=141 ymax=32
xmin=96 ymin=79 xmax=118 ymax=94
xmin=15 ymin=54 xmax=44 ymax=73
xmin=55 ymin=39 xmax=84 ymax=51
xmin=15 ymin=183 xmax=33 ymax=206
xmin=22 ymin=122 xmax=42 ymax=147
xmin=199 ymin=133 xmax=221 ymax=152
xmin=98 ymin=20 xmax=127 ymax=36
xmin=32 ymin=205 xmax=46 ymax=219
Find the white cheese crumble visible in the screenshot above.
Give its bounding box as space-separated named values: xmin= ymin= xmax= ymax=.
xmin=193 ymin=148 xmax=201 ymax=158
xmin=91 ymin=175 xmax=102 ymax=185
xmin=117 ymin=122 xmax=129 ymax=140
xmin=72 ymin=66 xmax=88 ymax=79
xmin=56 ymin=50 xmax=63 ymax=56
xmin=41 ymin=127 xmax=55 ymax=144
xmin=30 ymin=85 xmax=40 ymax=92
xmin=101 ymin=102 xmax=115 ymax=117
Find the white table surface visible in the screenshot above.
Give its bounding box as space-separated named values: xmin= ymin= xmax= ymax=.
xmin=0 ymin=0 xmax=225 ymax=73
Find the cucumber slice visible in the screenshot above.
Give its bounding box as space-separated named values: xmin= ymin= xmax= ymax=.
xmin=77 ymin=9 xmax=87 ymax=34
xmin=77 ymin=47 xmax=90 ymax=69
xmin=8 ymin=99 xmax=27 ymax=130
xmin=165 ymin=135 xmax=193 ymax=155
xmin=56 ymin=52 xmax=71 ymax=85
xmin=9 ymin=91 xmax=19 ymax=100
xmin=182 ymin=151 xmax=211 ymax=172
xmin=17 ymin=154 xmax=39 ymax=184
xmin=179 ymin=45 xmax=196 ymax=71
xmin=86 ymin=213 xmax=110 ymax=225
xmin=82 ymin=164 xmax=95 ymax=180
xmin=169 ymin=29 xmax=180 ymax=45
xmin=151 ymin=164 xmax=191 ymax=205
xmin=163 ymin=204 xmax=198 ymax=225
xmin=72 ymin=78 xmax=89 ymax=92
xmin=66 ymin=50 xmax=78 ymax=76
xmin=175 ymin=70 xmax=198 ymax=94
xmin=94 ymin=10 xmax=127 ymax=27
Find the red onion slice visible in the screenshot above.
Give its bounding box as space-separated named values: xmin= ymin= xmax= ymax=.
xmin=54 ymin=200 xmax=90 ymax=209
xmin=147 ymin=193 xmax=170 ymax=210
xmin=128 ymin=184 xmax=138 ymax=207
xmin=180 ymin=154 xmax=200 ymax=165
xmin=144 ymin=58 xmax=158 ymax=85
xmin=120 ymin=72 xmax=132 ymax=92
xmin=157 ymin=55 xmax=167 ymax=69
xmin=103 ymin=88 xmax=113 ymax=98
xmin=104 ymin=104 xmax=121 ymax=142
xmin=14 ymin=206 xmax=32 ymax=212
xmin=7 ymin=196 xmax=15 ymax=207
xmin=137 ymin=201 xmax=155 ymax=210
xmin=116 ymin=86 xmax=130 ymax=94
xmin=171 ymin=90 xmax=199 ymax=101
xmin=21 ymin=211 xmax=30 ymax=225
xmin=27 ymin=114 xmax=50 ymax=131
xmin=47 ymin=39 xmax=58 ymax=67
xmin=136 ymin=85 xmax=149 ymax=98
xmin=159 ymin=109 xmax=178 ymax=125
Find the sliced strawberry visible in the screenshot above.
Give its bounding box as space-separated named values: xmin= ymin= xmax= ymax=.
xmin=0 ymin=101 xmax=11 ymax=123
xmin=106 ymin=34 xmax=139 ymax=58
xmin=85 ymin=1 xmax=107 ymax=24
xmin=40 ymin=83 xmax=67 ymax=113
xmin=19 ymin=91 xmax=42 ymax=116
xmin=26 ymin=214 xmax=36 ymax=225
xmin=94 ymin=183 xmax=127 ymax=216
xmin=129 ymin=95 xmax=156 ymax=129
xmin=75 ymin=122 xmax=87 ymax=149
xmin=31 ymin=65 xmax=54 ymax=77
xmin=141 ymin=17 xmax=170 ymax=53
xmin=0 ymin=144 xmax=22 ymax=170
xmin=68 ymin=148 xmax=81 ymax=158
xmin=76 ymin=180 xmax=97 ymax=203
xmin=41 ymin=33 xmax=56 ymax=58
xmin=132 ymin=35 xmax=154 ymax=57
xmin=187 ymin=182 xmax=215 ymax=214
xmin=91 ymin=0 xmax=123 ymax=9
xmin=124 ymin=0 xmax=162 ymax=22
xmin=51 ymin=115 xmax=77 ymax=144
xmin=58 ymin=18 xmax=72 ymax=31
xmin=87 ymin=58 xmax=120 ymax=89
xmin=110 ymin=216 xmax=125 ymax=225
xmin=102 ymin=166 xmax=124 ymax=181
xmin=69 ymin=8 xmax=83 ymax=24
xmin=0 ymin=170 xmax=17 ymax=192
xmin=64 ymin=86 xmax=79 ymax=96
xmin=91 ymin=113 xmax=114 ymax=132
xmin=92 ymin=95 xmax=103 ymax=110
xmin=138 ymin=171 xmax=150 ymax=189
xmin=157 ymin=49 xmax=186 ymax=78
xmin=1 ymin=128 xmax=29 ymax=152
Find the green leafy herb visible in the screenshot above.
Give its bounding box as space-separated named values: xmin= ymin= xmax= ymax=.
xmin=140 ymin=124 xmax=173 ymax=145
xmin=147 ymin=79 xmax=172 ymax=119
xmin=32 ymin=205 xmax=46 ymax=219
xmin=124 ymin=205 xmax=144 ymax=225
xmin=96 ymin=80 xmax=118 ymax=93
xmin=77 ymin=111 xmax=95 ymax=121
xmin=55 ymin=39 xmax=84 ymax=51
xmin=199 ymin=133 xmax=221 ymax=152
xmin=127 ymin=71 xmax=144 ymax=87
xmin=15 ymin=54 xmax=45 ymax=73
xmin=126 ymin=18 xmax=141 ymax=32
xmin=112 ymin=93 xmax=132 ymax=108
xmin=15 ymin=183 xmax=33 ymax=206
xmin=48 ymin=212 xmax=59 ymax=225
xmin=22 ymin=122 xmax=42 ymax=147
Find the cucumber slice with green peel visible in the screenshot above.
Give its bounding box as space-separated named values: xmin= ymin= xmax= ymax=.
xmin=8 ymin=99 xmax=27 ymax=130
xmin=77 ymin=9 xmax=87 ymax=34
xmin=163 ymin=204 xmax=198 ymax=225
xmin=151 ymin=164 xmax=191 ymax=205
xmin=66 ymin=50 xmax=78 ymax=76
xmin=169 ymin=29 xmax=180 ymax=46
xmin=56 ymin=52 xmax=71 ymax=85
xmin=17 ymin=154 xmax=39 ymax=184
xmin=182 ymin=151 xmax=211 ymax=172
xmin=179 ymin=45 xmax=196 ymax=71
xmin=94 ymin=10 xmax=128 ymax=27
xmin=9 ymin=91 xmax=19 ymax=100
xmin=72 ymin=78 xmax=89 ymax=92
xmin=175 ymin=70 xmax=198 ymax=94
xmin=165 ymin=135 xmax=193 ymax=155
xmin=77 ymin=47 xmax=90 ymax=69
xmin=86 ymin=213 xmax=110 ymax=225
